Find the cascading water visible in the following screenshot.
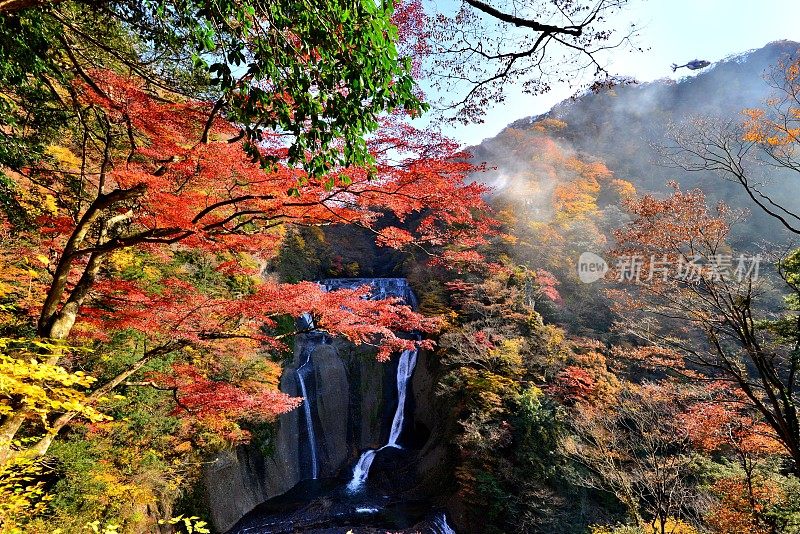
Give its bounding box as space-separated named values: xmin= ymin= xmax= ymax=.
xmin=388 ymin=348 xmax=418 ymax=446
xmin=321 ymin=277 xmax=418 ymax=307
xmin=226 ymin=278 xmax=458 ymax=533
xmin=347 ymin=346 xmax=418 ymax=492
xmin=346 ymin=449 xmax=377 ymax=492
xmin=295 ymin=342 xmax=319 ymax=480
xmin=431 ymin=512 xmax=457 ymax=534
xmin=322 ymin=279 xmax=423 ymax=493
xmin=296 ymin=280 xmax=420 ymax=488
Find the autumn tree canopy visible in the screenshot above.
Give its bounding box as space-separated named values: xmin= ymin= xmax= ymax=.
xmin=426 ymin=0 xmax=635 ymax=122
xmin=664 ymin=54 xmax=800 ymax=235
xmin=0 ymin=0 xmax=427 ymax=179
xmin=0 ymin=59 xmax=497 ymax=474
xmin=610 ymin=184 xmax=800 ymax=472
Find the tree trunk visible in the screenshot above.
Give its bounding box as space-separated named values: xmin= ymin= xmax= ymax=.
xmin=1 ymin=186 xmax=147 ymax=466
xmin=11 ymin=341 xmax=189 ymax=461
xmin=0 ymin=412 xmax=26 ymax=465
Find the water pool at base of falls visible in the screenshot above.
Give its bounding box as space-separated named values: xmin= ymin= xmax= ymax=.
xmin=227 ymin=478 xmax=456 ymax=533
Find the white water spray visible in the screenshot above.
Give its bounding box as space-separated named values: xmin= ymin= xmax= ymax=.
xmin=347 ymin=347 xmax=418 ymax=492
xmin=432 ymin=512 xmax=457 ymax=534
xmin=296 ymin=346 xmax=319 ymax=480
xmin=346 ymin=449 xmax=377 ymax=492
xmin=387 ymin=348 xmax=417 ymax=446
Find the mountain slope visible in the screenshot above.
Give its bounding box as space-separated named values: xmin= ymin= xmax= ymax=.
xmin=472 ymin=40 xmax=800 ymax=246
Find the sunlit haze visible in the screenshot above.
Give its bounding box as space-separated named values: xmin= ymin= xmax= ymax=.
xmin=425 ymin=0 xmax=800 ymax=146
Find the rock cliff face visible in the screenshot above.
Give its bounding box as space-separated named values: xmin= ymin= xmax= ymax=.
xmin=205 ymin=279 xmax=453 ymax=533
xmin=205 ymin=335 xmax=446 ymax=532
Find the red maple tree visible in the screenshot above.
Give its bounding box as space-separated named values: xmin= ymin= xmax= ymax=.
xmin=609 ymin=183 xmax=800 ymax=472
xmin=0 ymin=69 xmax=497 ymax=459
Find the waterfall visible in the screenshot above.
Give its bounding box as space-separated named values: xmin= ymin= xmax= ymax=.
xmin=346 ymin=449 xmax=377 ymax=492
xmin=432 ymin=512 xmax=457 ymax=534
xmin=224 ymin=278 xmax=446 ymax=534
xmin=347 ymin=347 xmax=418 ymax=492
xmin=296 ymin=345 xmax=319 ymax=480
xmin=321 ymin=278 xmax=414 ymax=304
xmin=387 ymin=348 xmax=418 ymax=446
xmin=297 ymin=279 xmax=420 ymax=491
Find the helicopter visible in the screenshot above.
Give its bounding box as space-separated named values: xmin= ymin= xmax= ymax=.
xmin=671 ymin=59 xmax=711 ymax=72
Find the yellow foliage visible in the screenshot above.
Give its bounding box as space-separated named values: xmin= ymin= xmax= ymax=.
xmin=0 ymin=454 xmax=51 ymax=531
xmin=448 ymin=338 xmax=527 ymax=414
xmin=107 ymin=249 xmax=141 ymax=273
xmin=539 ymin=323 xmax=566 ymax=358
xmin=588 ymin=517 xmax=698 ymax=534
xmin=489 ymin=338 xmax=524 ymax=373
xmin=141 ymin=266 xmax=161 ymax=281
xmin=611 ymin=178 xmax=637 ymax=201
xmin=45 ymin=145 xmax=82 ymax=171
xmin=0 ymin=281 xmax=14 ymax=301
xmin=89 ymin=468 xmax=153 ymax=510
xmin=496 ymin=208 xmax=518 ymax=226
xmin=531 ymin=118 xmax=568 ymax=133
xmin=11 ymin=181 xmax=60 ymax=219
xmin=80 ymin=520 xmax=120 ymax=534
xmin=500 ymin=233 xmax=518 ymax=245
xmin=41 ymin=195 xmax=58 ymax=216
xmin=0 ymin=339 xmax=108 ymax=427
xmin=652 ymin=517 xmax=699 ymax=534
xmin=158 ymin=515 xmax=210 ymax=534
xmin=553 ymin=174 xmax=602 ymax=222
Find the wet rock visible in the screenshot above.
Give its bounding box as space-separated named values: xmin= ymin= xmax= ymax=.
xmin=205 ymin=279 xmax=454 ymax=533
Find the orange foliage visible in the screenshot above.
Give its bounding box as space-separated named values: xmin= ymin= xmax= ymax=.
xmin=680 ymin=385 xmax=784 ymax=458
xmin=707 ymin=477 xmax=782 ymax=534
xmin=531 ymin=118 xmax=568 ymax=133
xmin=1 ymin=70 xmax=498 ymax=442
xmin=743 ymin=55 xmax=800 ymax=147
xmin=550 ymin=338 xmax=620 ymax=406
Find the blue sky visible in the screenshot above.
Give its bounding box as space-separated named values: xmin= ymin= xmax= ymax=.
xmin=428 ymin=0 xmax=800 ymax=146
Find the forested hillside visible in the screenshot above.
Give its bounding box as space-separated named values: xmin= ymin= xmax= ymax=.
xmin=1 ymin=2 xmax=800 ymax=534
xmin=433 ymin=40 xmax=800 ymax=532
xmin=475 ymin=40 xmax=800 ymax=238
xmin=468 ymin=40 xmax=800 ymax=331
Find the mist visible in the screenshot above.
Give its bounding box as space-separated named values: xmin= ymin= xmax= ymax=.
xmin=469 ymin=40 xmax=800 ymax=252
